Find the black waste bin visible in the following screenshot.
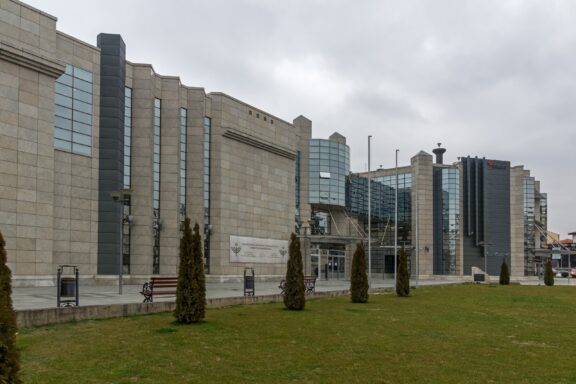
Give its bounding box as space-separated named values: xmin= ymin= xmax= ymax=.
xmin=60 ymin=277 xmax=76 ymax=297
xmin=244 ymin=268 xmax=255 ymax=297
xmin=57 ymin=265 xmax=79 ymax=307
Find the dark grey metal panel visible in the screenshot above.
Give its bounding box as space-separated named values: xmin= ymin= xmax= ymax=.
xmin=461 ymin=156 xmax=511 ymax=275
xmin=482 ymin=160 xmax=511 ymax=275
xmin=97 ymin=33 xmax=126 ymax=275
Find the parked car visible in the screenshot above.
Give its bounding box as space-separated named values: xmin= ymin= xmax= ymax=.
xmin=553 ymin=268 xmax=570 ymax=278
xmin=571 ymin=268 xmax=576 ymax=278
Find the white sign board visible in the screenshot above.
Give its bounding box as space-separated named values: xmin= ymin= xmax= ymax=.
xmin=230 ymin=236 xmax=289 ymax=264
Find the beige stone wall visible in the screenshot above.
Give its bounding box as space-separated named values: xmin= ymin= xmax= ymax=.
xmin=208 ymin=93 xmax=297 ymax=276
xmin=411 ymin=152 xmax=434 ymax=276
xmin=125 ymin=62 xmax=210 ymax=277
xmin=510 ymin=166 xmax=525 ymax=277
xmin=0 ymin=1 xmax=62 ymax=284
xmin=51 ymin=33 xmax=100 ymax=277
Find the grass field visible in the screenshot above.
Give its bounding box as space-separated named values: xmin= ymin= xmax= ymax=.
xmin=17 ymin=284 xmax=576 ymax=383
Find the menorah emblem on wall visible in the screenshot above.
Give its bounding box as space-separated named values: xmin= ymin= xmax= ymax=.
xmin=231 ymin=243 xmax=242 ymax=256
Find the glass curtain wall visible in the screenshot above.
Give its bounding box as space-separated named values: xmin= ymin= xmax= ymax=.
xmin=347 ymin=173 xmax=412 ymax=273
xmin=54 ymin=65 xmax=93 ymax=156
xmin=308 ymin=139 xmax=349 ymax=207
xmin=441 ymin=168 xmax=460 ymax=274
xmin=524 ymin=176 xmax=536 ymax=275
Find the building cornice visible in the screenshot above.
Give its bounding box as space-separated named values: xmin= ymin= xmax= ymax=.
xmin=0 ymin=40 xmax=65 ymax=78
xmin=222 ymin=129 xmax=296 ymax=160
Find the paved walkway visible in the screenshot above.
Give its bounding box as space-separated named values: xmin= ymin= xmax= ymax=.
xmin=13 ymin=276 xmax=574 ymax=311
xmin=12 ymin=278 xmax=463 ymax=311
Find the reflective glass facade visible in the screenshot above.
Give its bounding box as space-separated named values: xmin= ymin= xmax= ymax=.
xmin=54 ymin=65 xmax=93 ymax=156
xmin=309 ymin=139 xmax=349 ymax=206
xmin=524 ymin=176 xmax=536 ymax=275
xmin=179 ymin=108 xmax=187 ymax=228
xmin=440 ymin=168 xmax=460 ymax=274
xmin=347 ymin=172 xmax=412 ymax=273
xmin=152 ymin=98 xmax=161 ymax=274
xmin=203 ymin=117 xmax=211 ymax=272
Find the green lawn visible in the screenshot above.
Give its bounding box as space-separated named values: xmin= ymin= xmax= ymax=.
xmin=18 ymin=284 xmax=576 ymax=383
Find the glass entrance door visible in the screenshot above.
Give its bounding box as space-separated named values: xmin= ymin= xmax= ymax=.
xmin=328 ymin=255 xmax=345 ymax=280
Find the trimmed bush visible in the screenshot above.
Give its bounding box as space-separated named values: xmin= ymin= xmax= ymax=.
xmin=544 ymin=259 xmax=554 ymax=286
xmin=0 ymin=230 xmax=20 ymax=383
xmin=283 ymin=233 xmax=305 ymax=310
xmin=174 ymin=219 xmax=206 ymax=323
xmin=499 ymin=259 xmax=510 ymax=285
xmin=350 ymin=242 xmax=369 ymax=303
xmin=396 ymin=246 xmax=410 ymax=297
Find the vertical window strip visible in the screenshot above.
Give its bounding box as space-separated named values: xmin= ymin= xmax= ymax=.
xmin=179 ymin=108 xmax=187 ymax=228
xmin=203 ymin=117 xmax=211 ymax=273
xmin=295 ymin=151 xmax=301 ymax=233
xmin=152 ymin=98 xmax=161 ymax=274
xmin=122 ymin=87 xmax=132 ymax=274
xmin=54 ymin=64 xmax=93 ymax=156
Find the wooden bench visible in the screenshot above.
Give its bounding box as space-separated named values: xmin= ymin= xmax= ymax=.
xmin=140 ymin=277 xmax=178 ymax=303
xmin=279 ymin=276 xmax=317 ymax=295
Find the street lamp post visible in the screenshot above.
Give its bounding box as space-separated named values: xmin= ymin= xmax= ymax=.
xmin=368 ymin=135 xmax=372 ymax=287
xmin=110 ymin=189 xmax=132 ymax=295
xmin=394 ymin=149 xmax=399 ymax=287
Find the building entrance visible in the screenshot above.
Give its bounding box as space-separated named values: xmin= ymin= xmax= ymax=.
xmin=311 ymin=248 xmax=346 ymax=280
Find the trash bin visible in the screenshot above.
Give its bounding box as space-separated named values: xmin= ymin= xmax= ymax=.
xmin=244 ymin=267 xmax=255 ymax=297
xmin=57 ymin=265 xmax=79 ymax=307
xmin=60 ymin=277 xmax=76 ymax=297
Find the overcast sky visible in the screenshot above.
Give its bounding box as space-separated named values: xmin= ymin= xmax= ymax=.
xmin=26 ymin=0 xmax=575 ymax=236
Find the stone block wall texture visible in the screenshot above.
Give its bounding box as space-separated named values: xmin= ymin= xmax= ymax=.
xmin=208 ymin=93 xmax=299 ymax=276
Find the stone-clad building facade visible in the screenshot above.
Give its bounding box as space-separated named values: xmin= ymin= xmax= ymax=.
xmin=1 ymin=0 xmax=549 ymax=286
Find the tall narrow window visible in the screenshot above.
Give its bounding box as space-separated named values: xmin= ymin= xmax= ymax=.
xmin=54 ymin=65 xmax=93 ymax=156
xmin=295 ymin=150 xmax=301 ymax=233
xmin=123 ymin=87 xmax=132 ymax=274
xmin=179 ymin=108 xmax=187 ymax=232
xmin=203 ymin=117 xmax=211 ymax=273
xmin=152 ymin=98 xmax=161 ymax=274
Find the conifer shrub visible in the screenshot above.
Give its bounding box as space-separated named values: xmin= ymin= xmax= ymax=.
xmin=544 ymin=259 xmax=554 ymax=286
xmin=283 ymin=233 xmax=305 ymax=310
xmin=350 ymin=241 xmax=369 ymax=303
xmin=174 ymin=219 xmax=206 ymax=323
xmin=499 ymin=258 xmax=510 ymax=285
xmin=0 ymin=230 xmax=20 ymax=383
xmin=396 ymin=246 xmax=410 ymax=297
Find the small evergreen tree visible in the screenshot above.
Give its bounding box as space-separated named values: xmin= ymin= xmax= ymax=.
xmin=396 ymin=246 xmax=410 ymax=297
xmin=0 ymin=230 xmax=20 ymax=383
xmin=544 ymin=259 xmax=554 ymax=286
xmin=283 ymin=233 xmax=305 ymax=310
xmin=350 ymin=242 xmax=369 ymax=303
xmin=499 ymin=258 xmax=510 ymax=285
xmin=174 ymin=219 xmax=206 ymax=323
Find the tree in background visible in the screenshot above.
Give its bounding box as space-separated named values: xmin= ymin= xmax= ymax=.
xmin=544 ymin=259 xmax=555 ymax=287
xmin=0 ymin=230 xmax=21 ymax=383
xmin=350 ymin=242 xmax=369 ymax=303
xmin=499 ymin=258 xmax=510 ymax=285
xmin=283 ymin=233 xmax=305 ymax=310
xmin=174 ymin=219 xmax=206 ymax=323
xmin=396 ymin=246 xmax=410 ymax=297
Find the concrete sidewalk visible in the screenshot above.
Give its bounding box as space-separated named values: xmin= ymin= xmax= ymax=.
xmin=12 ymin=278 xmax=464 ymax=311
